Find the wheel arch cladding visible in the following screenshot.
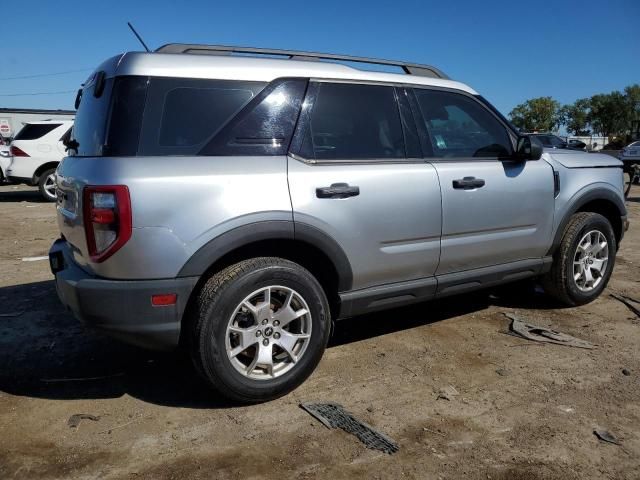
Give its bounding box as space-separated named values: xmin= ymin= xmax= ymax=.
xmin=177 ymin=220 xmax=353 ymax=309
xmin=549 ymin=188 xmax=626 ymax=256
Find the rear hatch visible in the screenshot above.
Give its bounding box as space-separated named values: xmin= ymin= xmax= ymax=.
xmin=56 ymin=69 xmax=118 ymax=271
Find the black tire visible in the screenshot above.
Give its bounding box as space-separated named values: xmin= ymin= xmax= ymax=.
xmin=37 ymin=168 xmax=57 ymax=202
xmin=189 ymin=257 xmax=331 ymax=403
xmin=542 ymin=212 xmax=616 ymax=306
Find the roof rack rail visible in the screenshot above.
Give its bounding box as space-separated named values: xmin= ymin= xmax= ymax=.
xmin=155 ymin=43 xmax=449 ymax=80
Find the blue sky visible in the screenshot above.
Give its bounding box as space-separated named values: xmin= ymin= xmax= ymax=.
xmin=2 ymin=0 xmax=639 ymax=117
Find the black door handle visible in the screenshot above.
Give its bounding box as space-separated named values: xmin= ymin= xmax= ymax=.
xmin=316 ymin=183 xmax=360 ymax=199
xmin=452 ymin=176 xmax=485 ymax=190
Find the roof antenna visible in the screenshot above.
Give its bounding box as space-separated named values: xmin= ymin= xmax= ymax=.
xmin=127 ymin=22 xmax=151 ymax=52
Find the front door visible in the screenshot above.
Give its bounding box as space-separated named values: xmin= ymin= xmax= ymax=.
xmin=410 ymin=87 xmax=555 ymax=275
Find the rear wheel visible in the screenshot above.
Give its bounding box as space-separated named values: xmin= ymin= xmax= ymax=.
xmin=542 ymin=212 xmax=616 ymax=306
xmin=37 ymin=168 xmax=57 ymax=202
xmin=190 ymin=257 xmax=331 ymax=403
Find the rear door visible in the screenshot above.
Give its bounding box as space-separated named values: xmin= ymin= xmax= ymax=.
xmin=410 ymin=87 xmax=555 ymax=276
xmin=288 ymin=81 xmax=442 ymax=292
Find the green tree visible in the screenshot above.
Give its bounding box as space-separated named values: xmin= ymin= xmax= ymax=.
xmin=624 ymin=84 xmax=640 ymax=138
xmin=558 ymin=98 xmax=591 ymax=136
xmin=509 ymin=97 xmax=561 ymax=132
xmin=588 ymin=91 xmax=629 ymax=138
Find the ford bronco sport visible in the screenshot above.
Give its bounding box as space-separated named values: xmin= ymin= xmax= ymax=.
xmin=49 ymin=44 xmax=628 ymax=403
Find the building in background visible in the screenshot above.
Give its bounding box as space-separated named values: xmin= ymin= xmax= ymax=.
xmin=0 ymin=108 xmax=74 ymax=140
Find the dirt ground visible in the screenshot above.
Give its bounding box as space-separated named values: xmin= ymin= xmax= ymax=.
xmin=0 ymin=183 xmax=639 ymax=480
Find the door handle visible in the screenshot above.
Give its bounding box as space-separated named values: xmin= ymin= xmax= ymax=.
xmin=452 ymin=177 xmax=485 ymax=190
xmin=316 ymin=183 xmax=360 ymax=199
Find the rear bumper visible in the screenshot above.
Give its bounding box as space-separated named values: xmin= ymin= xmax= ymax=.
xmin=49 ymin=239 xmax=198 ymax=350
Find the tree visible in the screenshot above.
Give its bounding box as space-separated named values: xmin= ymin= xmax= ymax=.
xmin=624 ymin=84 xmax=640 ymax=138
xmin=509 ymin=97 xmax=561 ymax=132
xmin=588 ymin=91 xmax=629 ymax=138
xmin=558 ymin=98 xmax=591 ymax=136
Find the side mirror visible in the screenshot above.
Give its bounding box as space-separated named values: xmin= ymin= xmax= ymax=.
xmin=516 ymin=135 xmax=543 ymax=161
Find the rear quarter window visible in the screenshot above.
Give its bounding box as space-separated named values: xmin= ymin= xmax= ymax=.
xmin=138 ymin=78 xmax=266 ymax=156
xmin=14 ymin=123 xmax=61 ymax=141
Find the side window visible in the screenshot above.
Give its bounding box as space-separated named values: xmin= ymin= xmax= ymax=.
xmin=413 ymin=89 xmax=513 ymax=158
xmin=302 ymin=83 xmax=405 ymax=160
xmin=200 ymin=78 xmax=307 ymax=156
xmin=139 ymin=78 xmax=266 ymax=156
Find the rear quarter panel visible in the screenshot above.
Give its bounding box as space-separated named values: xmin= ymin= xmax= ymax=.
xmin=56 ymin=155 xmax=292 ymax=279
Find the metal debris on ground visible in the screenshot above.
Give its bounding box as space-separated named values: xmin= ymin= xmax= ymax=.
xmin=300 ymin=402 xmax=399 ymax=454
xmin=505 ymin=313 xmax=595 ymax=349
xmin=0 ymin=311 xmax=25 ymax=317
xmin=594 ymin=429 xmax=621 ymax=445
xmin=610 ymin=294 xmax=640 ymax=318
xmin=67 ymin=414 xmax=100 ymax=428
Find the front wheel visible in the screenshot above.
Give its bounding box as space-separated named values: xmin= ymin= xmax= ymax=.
xmin=38 ymin=168 xmax=57 ymax=202
xmin=189 ymin=257 xmax=331 ymax=403
xmin=542 ymin=212 xmax=616 ymax=306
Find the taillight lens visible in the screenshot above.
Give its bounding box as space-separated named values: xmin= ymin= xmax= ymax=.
xmin=10 ymin=146 xmax=29 ymax=157
xmin=83 ymin=186 xmax=132 ymax=262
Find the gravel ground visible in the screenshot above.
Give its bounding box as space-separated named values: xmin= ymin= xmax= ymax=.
xmin=1 ymin=183 xmax=639 ymax=480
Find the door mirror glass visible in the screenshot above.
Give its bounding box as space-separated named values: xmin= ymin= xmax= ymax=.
xmin=516 ymin=135 xmax=543 ymax=161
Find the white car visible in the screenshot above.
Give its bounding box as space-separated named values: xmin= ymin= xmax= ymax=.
xmin=6 ymin=120 xmax=73 ymax=200
xmin=0 ymin=144 xmax=10 ymax=182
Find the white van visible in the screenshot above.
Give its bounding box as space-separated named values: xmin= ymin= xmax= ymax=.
xmin=6 ymin=120 xmax=73 ymax=200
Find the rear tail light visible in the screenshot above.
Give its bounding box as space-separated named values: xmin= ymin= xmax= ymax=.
xmin=10 ymin=146 xmax=29 ymax=157
xmin=83 ymin=186 xmax=132 ymax=262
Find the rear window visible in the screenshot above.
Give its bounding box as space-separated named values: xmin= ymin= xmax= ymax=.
xmin=14 ymin=123 xmax=61 ymax=141
xmin=70 ymin=73 xmax=114 ymax=156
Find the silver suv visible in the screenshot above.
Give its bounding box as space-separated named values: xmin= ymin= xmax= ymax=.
xmin=49 ymin=44 xmax=628 ymax=403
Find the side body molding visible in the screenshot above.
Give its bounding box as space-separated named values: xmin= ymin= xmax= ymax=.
xmin=177 ymin=220 xmax=354 ymax=292
xmin=548 ymin=187 xmax=627 ymax=256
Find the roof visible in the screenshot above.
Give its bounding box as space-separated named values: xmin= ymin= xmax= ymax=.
xmin=101 ymin=51 xmax=477 ymax=95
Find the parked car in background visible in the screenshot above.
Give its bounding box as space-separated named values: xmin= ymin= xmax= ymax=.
xmin=0 ymin=142 xmax=10 ymax=183
xmin=529 ymin=133 xmax=580 ymax=150
xmin=0 ymin=136 xmax=11 ymax=183
xmin=6 ymin=120 xmax=73 ymax=200
xmin=619 ymin=141 xmax=640 ymax=182
xmin=567 ymin=139 xmax=587 ymax=150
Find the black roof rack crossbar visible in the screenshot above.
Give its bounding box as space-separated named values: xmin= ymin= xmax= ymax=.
xmin=155 ymin=43 xmax=449 ymax=80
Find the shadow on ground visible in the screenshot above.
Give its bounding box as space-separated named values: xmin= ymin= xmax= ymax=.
xmin=0 ymin=278 xmax=555 ymax=409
